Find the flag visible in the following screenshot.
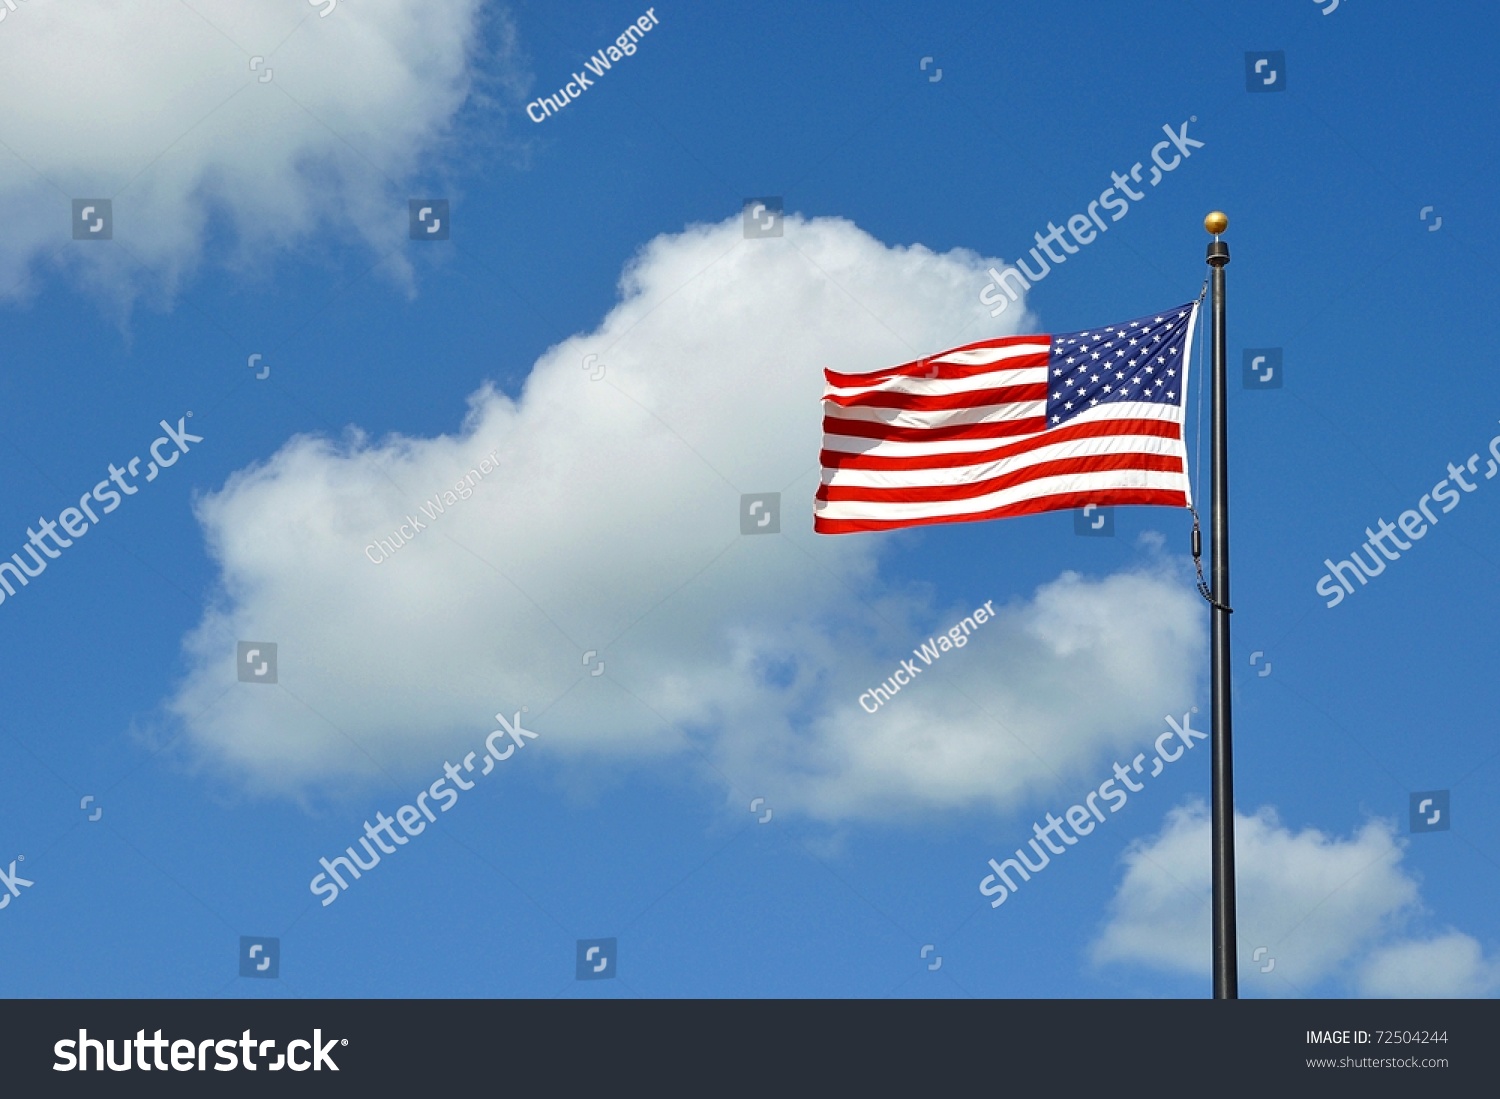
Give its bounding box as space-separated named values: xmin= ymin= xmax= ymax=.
xmin=813 ymin=301 xmax=1200 ymax=534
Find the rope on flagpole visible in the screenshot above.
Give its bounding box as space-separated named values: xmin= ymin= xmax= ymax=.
xmin=1189 ymin=278 xmax=1231 ymax=613
xmin=1190 ymin=509 xmax=1231 ymax=612
xmin=1192 ymin=276 xmax=1208 ymax=502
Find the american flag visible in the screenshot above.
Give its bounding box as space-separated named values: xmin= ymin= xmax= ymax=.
xmin=814 ymin=302 xmax=1199 ymax=534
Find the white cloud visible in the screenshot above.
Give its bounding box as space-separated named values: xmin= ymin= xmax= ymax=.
xmin=0 ymin=0 xmax=502 ymax=305
xmin=1357 ymin=932 xmax=1500 ymax=998
xmin=1093 ymin=800 xmax=1498 ymax=996
xmin=159 ymin=210 xmax=1205 ymax=821
xmin=714 ymin=563 xmax=1203 ymax=823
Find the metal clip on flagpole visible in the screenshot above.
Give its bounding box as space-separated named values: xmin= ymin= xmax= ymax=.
xmin=1204 ymin=210 xmax=1239 ymax=1000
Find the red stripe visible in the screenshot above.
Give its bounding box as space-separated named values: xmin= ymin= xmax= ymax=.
xmin=815 ymin=452 xmax=1184 ymax=504
xmin=822 ymin=382 xmax=1048 ymax=412
xmin=818 ymin=415 xmax=1048 ymax=444
xmin=812 ymin=488 xmax=1188 ymax=534
xmin=820 ymin=418 xmax=1181 ymax=471
xmin=824 ymin=349 xmax=1049 ymax=386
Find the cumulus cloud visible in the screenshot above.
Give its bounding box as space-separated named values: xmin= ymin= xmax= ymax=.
xmin=160 ymin=210 xmax=1203 ymax=820
xmin=0 ymin=0 xmax=502 ymax=305
xmin=1357 ymin=932 xmax=1500 ymax=998
xmin=716 ymin=563 xmax=1202 ymax=823
xmin=1092 ymin=800 xmax=1499 ymax=996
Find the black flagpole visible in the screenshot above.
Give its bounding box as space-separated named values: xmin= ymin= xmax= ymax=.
xmin=1204 ymin=211 xmax=1238 ymax=999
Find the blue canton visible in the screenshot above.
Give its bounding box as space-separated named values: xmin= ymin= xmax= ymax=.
xmin=1045 ymin=303 xmax=1196 ymax=426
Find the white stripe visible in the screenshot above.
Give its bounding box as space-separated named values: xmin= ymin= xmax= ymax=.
xmin=813 ymin=469 xmax=1189 ymax=522
xmin=823 ymin=399 xmax=1044 ymax=430
xmin=1040 ymin=400 xmax=1186 ymax=426
xmin=822 ymin=429 xmax=1045 ymax=459
xmin=823 ymin=365 xmax=1047 ymax=400
xmin=1178 ymin=301 xmax=1200 ymax=509
xmin=820 ymin=401 xmax=1182 ymax=459
xmin=821 ymin=433 xmax=1187 ymax=489
xmin=928 ymin=341 xmax=1050 ymax=366
xmin=829 ymin=340 xmax=1049 ymax=381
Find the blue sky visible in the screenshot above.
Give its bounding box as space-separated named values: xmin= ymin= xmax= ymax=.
xmin=1 ymin=0 xmax=1497 ymax=999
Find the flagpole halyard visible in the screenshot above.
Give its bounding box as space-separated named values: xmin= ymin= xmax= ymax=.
xmin=1204 ymin=211 xmax=1239 ymax=1000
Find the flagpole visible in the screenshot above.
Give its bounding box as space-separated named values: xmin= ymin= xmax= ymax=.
xmin=1204 ymin=211 xmax=1238 ymax=999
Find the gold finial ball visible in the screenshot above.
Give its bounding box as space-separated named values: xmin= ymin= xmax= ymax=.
xmin=1204 ymin=211 xmax=1229 ymax=236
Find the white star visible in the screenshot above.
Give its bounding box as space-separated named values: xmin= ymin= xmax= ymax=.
xmin=1103 ymin=384 xmax=1112 ymax=393
xmin=1065 ymin=401 xmax=1073 ymax=409
xmin=1154 ymin=316 xmax=1164 ymax=323
xmin=1167 ymin=391 xmax=1176 ymax=400
xmin=1115 ymin=349 xmax=1126 ymax=358
xmin=1053 ymin=391 xmax=1062 ymax=399
xmin=1115 ymin=370 xmax=1125 ymax=379
xmin=1052 ymin=414 xmax=1061 ymax=423
xmin=1090 ymin=373 xmax=1100 ymax=382
xmin=1128 ymin=338 xmax=1138 ymax=346
xmin=1167 ymin=368 xmax=1176 ymax=377
xmin=1090 ymin=352 xmax=1101 ymax=360
xmin=1090 ymin=397 xmax=1099 ymax=406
